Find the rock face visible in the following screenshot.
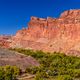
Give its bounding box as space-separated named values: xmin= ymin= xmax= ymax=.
xmin=5 ymin=9 xmax=80 ymax=56
xmin=0 ymin=35 xmax=12 ymax=48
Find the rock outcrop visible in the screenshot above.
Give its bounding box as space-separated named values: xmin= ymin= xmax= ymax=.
xmin=2 ymin=9 xmax=80 ymax=56
xmin=0 ymin=35 xmax=12 ymax=48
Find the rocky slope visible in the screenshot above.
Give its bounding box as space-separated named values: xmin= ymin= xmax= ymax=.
xmin=0 ymin=48 xmax=39 ymax=71
xmin=2 ymin=9 xmax=80 ymax=56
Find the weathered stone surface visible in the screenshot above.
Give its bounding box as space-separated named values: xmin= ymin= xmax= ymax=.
xmin=0 ymin=48 xmax=39 ymax=71
xmin=2 ymin=9 xmax=80 ymax=56
xmin=0 ymin=35 xmax=12 ymax=48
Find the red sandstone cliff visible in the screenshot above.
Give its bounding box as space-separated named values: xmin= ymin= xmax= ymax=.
xmin=0 ymin=35 xmax=12 ymax=48
xmin=8 ymin=9 xmax=80 ymax=56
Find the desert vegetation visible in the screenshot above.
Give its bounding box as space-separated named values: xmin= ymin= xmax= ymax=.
xmin=0 ymin=65 xmax=20 ymax=80
xmin=9 ymin=48 xmax=80 ymax=80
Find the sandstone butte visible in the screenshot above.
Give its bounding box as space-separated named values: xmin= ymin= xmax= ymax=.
xmin=1 ymin=9 xmax=80 ymax=56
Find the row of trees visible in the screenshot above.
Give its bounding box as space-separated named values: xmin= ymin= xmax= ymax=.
xmin=10 ymin=48 xmax=80 ymax=80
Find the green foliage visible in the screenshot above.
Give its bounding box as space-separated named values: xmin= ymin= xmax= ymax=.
xmin=73 ymin=69 xmax=80 ymax=78
xmin=0 ymin=67 xmax=5 ymax=80
xmin=12 ymin=66 xmax=20 ymax=77
xmin=35 ymin=72 xmax=44 ymax=80
xmin=4 ymin=65 xmax=13 ymax=80
xmin=57 ymin=75 xmax=73 ymax=80
xmin=0 ymin=65 xmax=20 ymax=80
xmin=10 ymin=48 xmax=80 ymax=80
xmin=26 ymin=66 xmax=39 ymax=74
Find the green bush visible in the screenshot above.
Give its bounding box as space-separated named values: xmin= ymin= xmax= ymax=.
xmin=10 ymin=48 xmax=80 ymax=80
xmin=0 ymin=65 xmax=21 ymax=80
xmin=0 ymin=67 xmax=5 ymax=80
xmin=35 ymin=71 xmax=49 ymax=80
xmin=35 ymin=72 xmax=44 ymax=80
xmin=73 ymin=69 xmax=80 ymax=78
xmin=57 ymin=75 xmax=73 ymax=80
xmin=26 ymin=66 xmax=39 ymax=74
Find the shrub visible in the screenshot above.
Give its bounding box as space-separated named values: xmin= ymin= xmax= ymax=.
xmin=0 ymin=67 xmax=5 ymax=80
xmin=0 ymin=65 xmax=21 ymax=80
xmin=57 ymin=75 xmax=73 ymax=80
xmin=26 ymin=66 xmax=39 ymax=74
xmin=35 ymin=72 xmax=44 ymax=80
xmin=73 ymin=69 xmax=80 ymax=78
xmin=10 ymin=48 xmax=80 ymax=80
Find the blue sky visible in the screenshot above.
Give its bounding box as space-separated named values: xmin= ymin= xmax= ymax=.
xmin=0 ymin=0 xmax=80 ymax=35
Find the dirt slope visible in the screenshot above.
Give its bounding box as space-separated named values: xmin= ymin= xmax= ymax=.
xmin=0 ymin=48 xmax=39 ymax=71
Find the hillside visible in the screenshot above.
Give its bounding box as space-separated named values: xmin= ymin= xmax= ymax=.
xmin=0 ymin=48 xmax=39 ymax=71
